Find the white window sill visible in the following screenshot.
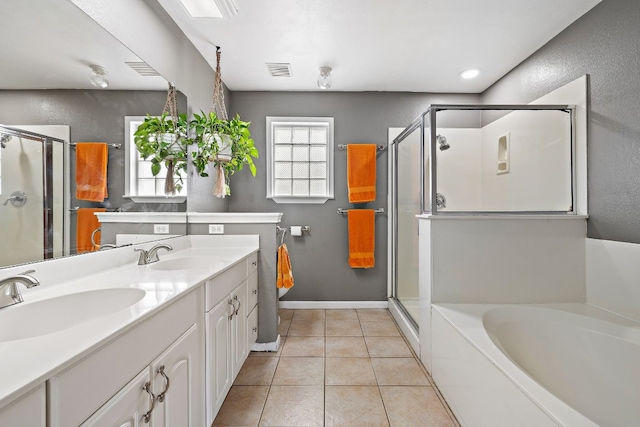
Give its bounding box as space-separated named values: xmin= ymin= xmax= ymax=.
xmin=269 ymin=196 xmax=332 ymax=204
xmin=123 ymin=195 xmax=187 ymax=204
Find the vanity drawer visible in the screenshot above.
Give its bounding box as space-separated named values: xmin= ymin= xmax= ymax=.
xmin=205 ymin=260 xmax=247 ymax=312
xmin=247 ymin=306 xmax=258 ymax=348
xmin=248 ymin=252 xmax=258 ymax=275
xmin=48 ymin=291 xmax=197 ymax=427
xmin=247 ymin=271 xmax=258 ymax=312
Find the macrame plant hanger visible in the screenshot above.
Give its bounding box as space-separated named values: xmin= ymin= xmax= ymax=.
xmin=163 ymin=82 xmax=179 ymax=195
xmin=212 ymin=46 xmax=228 ymax=198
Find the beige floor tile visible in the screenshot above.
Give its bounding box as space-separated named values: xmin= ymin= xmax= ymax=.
xmin=259 ymin=385 xmax=324 ymax=427
xmin=326 ymin=309 xmax=358 ymax=321
xmin=272 ymin=357 xmax=324 ymax=385
xmin=279 ymin=309 xmax=295 ymax=321
xmin=287 ymin=319 xmax=325 ymax=336
xmin=356 ymin=309 xmax=391 ymax=322
xmin=325 ymin=336 xmax=369 ymax=358
xmin=234 ymin=357 xmax=279 ymax=385
xmin=365 ymin=336 xmax=413 ymax=357
xmin=250 ymin=337 xmax=285 ymax=357
xmin=326 ymin=358 xmax=377 ymax=385
xmin=325 ymin=386 xmax=389 ymax=427
xmin=278 ymin=319 xmax=291 ymax=336
xmin=371 ymin=358 xmax=430 ymax=385
xmin=326 ymin=319 xmax=363 ymax=336
xmin=292 ymin=309 xmax=325 ymax=321
xmin=360 ymin=320 xmax=401 ymax=336
xmin=281 ymin=336 xmax=325 ymax=357
xmin=213 ymin=385 xmax=269 ymax=426
xmin=380 ymin=386 xmax=456 ymax=426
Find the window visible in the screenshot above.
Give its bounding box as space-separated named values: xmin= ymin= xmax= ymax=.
xmin=266 ymin=117 xmax=334 ymax=204
xmin=124 ymin=116 xmax=187 ymax=203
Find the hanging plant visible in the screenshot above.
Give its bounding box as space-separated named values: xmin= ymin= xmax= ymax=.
xmin=133 ymin=84 xmax=190 ymax=195
xmin=191 ymin=47 xmax=259 ymax=198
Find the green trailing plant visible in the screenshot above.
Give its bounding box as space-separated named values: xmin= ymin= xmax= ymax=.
xmin=134 ymin=112 xmax=191 ymax=194
xmin=191 ymin=111 xmax=258 ymax=196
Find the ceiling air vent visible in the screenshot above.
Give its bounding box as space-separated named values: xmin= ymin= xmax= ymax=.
xmin=266 ymin=63 xmax=292 ymax=77
xmin=125 ymin=62 xmax=161 ymax=77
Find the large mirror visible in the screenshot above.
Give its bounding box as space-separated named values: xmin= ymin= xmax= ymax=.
xmin=0 ymin=0 xmax=188 ymax=269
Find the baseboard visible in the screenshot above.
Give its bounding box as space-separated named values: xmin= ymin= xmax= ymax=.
xmin=251 ymin=335 xmax=281 ymax=352
xmin=278 ymin=301 xmax=389 ymax=309
xmin=388 ymin=298 xmax=420 ymax=355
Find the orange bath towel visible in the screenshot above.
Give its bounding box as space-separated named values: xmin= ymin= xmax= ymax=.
xmin=347 ymin=144 xmax=377 ymax=203
xmin=348 ymin=209 xmax=375 ymax=268
xmin=277 ymin=244 xmax=294 ymax=289
xmin=76 ymin=208 xmax=105 ymax=253
xmin=76 ymin=143 xmax=108 ymax=201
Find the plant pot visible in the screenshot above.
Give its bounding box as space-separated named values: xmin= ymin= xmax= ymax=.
xmin=204 ymin=133 xmax=232 ymax=162
xmin=157 ymin=133 xmax=182 ymax=159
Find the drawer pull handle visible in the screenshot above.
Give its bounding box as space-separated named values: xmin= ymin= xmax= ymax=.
xmin=233 ymin=295 xmax=241 ymax=316
xmin=157 ymin=365 xmax=170 ymax=403
xmin=143 ymin=381 xmax=156 ymax=424
xmin=228 ymin=299 xmax=235 ymax=319
xmin=253 ymin=327 xmax=257 ymax=332
xmin=252 ymin=260 xmax=257 ymax=267
xmin=253 ymin=289 xmax=257 ymax=295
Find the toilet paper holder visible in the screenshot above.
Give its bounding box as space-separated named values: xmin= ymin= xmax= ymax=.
xmin=279 ymin=225 xmax=310 ymax=236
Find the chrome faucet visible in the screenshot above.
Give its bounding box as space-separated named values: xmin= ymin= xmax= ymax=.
xmin=0 ymin=270 xmax=40 ymax=309
xmin=134 ymin=244 xmax=173 ymax=265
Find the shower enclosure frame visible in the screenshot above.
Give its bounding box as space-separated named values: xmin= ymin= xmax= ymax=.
xmin=389 ymin=103 xmax=577 ymax=334
xmin=0 ymin=124 xmax=70 ymax=262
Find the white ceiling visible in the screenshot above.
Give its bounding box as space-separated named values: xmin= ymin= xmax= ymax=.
xmin=0 ymin=0 xmax=167 ymax=90
xmin=156 ymin=0 xmax=601 ymax=93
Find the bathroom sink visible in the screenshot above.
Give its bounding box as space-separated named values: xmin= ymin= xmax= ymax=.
xmin=0 ymin=288 xmax=146 ymax=342
xmin=148 ymin=257 xmax=225 ymax=272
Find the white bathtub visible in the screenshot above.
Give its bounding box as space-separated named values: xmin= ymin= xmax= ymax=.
xmin=431 ymin=303 xmax=640 ymax=427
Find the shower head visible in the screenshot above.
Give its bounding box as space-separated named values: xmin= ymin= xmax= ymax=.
xmin=436 ymin=134 xmax=450 ymax=151
xmin=0 ymin=133 xmax=10 ymax=149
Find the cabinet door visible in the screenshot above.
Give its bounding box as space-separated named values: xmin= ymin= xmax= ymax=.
xmin=247 ymin=305 xmax=258 ymax=350
xmin=205 ymin=296 xmax=233 ymax=425
xmin=150 ymin=324 xmax=203 ymax=427
xmin=80 ymin=369 xmax=152 ymax=427
xmin=0 ymin=384 xmax=46 ymax=427
xmin=230 ymin=280 xmax=248 ymax=379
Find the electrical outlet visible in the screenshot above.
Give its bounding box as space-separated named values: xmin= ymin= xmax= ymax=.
xmin=209 ymin=224 xmax=224 ymax=234
xmin=153 ymin=224 xmax=170 ymax=234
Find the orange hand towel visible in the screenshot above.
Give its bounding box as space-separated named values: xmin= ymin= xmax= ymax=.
xmin=348 ymin=209 xmax=375 ymax=268
xmin=276 ymin=244 xmax=294 ymax=289
xmin=347 ymin=144 xmax=377 ymax=203
xmin=76 ymin=143 xmax=108 ymax=201
xmin=76 ymin=208 xmax=105 ymax=253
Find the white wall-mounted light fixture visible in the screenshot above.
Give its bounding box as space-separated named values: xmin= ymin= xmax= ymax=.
xmin=459 ymin=68 xmax=480 ymax=79
xmin=89 ymin=65 xmax=109 ymax=89
xmin=317 ymin=66 xmax=332 ymax=90
xmin=179 ymin=0 xmax=237 ymax=18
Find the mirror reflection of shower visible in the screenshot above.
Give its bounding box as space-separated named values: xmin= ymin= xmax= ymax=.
xmin=437 ymin=134 xmax=450 ymax=151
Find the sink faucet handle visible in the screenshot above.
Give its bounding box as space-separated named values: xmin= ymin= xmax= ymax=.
xmin=134 ymin=248 xmax=148 ymax=265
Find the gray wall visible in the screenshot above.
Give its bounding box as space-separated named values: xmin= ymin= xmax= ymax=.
xmin=481 ymin=0 xmax=640 ymax=243
xmin=0 ymin=89 xmax=188 ymax=251
xmin=228 ymin=91 xmax=480 ymax=301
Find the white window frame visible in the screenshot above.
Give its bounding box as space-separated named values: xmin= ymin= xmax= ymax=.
xmin=266 ymin=116 xmax=334 ymax=204
xmin=124 ymin=116 xmax=186 ymax=203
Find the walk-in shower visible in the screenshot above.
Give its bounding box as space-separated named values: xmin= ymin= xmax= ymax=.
xmin=388 ymin=104 xmax=576 ymax=332
xmin=0 ymin=125 xmax=69 ymax=267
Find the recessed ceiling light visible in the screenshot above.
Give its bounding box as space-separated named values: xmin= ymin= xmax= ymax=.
xmin=179 ymin=0 xmax=237 ymax=19
xmin=460 ymin=69 xmax=480 ymax=79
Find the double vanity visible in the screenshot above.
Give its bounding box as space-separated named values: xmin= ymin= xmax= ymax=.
xmin=0 ymin=234 xmax=260 ymax=426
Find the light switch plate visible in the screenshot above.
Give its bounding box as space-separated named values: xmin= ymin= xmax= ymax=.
xmin=153 ymin=224 xmax=170 ymax=234
xmin=209 ymin=224 xmax=224 ymax=234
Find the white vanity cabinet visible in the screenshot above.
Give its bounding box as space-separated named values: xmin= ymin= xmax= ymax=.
xmin=49 ymin=290 xmax=204 ymax=427
xmin=205 ymin=252 xmax=258 ymax=425
xmin=0 ymin=384 xmax=46 ymax=427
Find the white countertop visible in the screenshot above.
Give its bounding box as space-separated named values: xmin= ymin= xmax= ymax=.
xmin=0 ymin=235 xmax=259 ymax=407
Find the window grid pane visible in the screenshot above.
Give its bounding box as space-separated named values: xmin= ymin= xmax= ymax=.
xmin=309 ymin=127 xmax=327 ymax=144
xmin=310 ymin=179 xmax=327 ymax=196
xmin=292 ymin=179 xmax=309 ymax=196
xmin=275 ymin=162 xmax=292 ymax=179
xmin=275 ymin=127 xmax=292 ymax=144
xmin=292 ymin=127 xmax=309 ymax=144
xmin=275 ymin=145 xmax=292 ymax=161
xmin=275 ymin=179 xmax=292 ymax=196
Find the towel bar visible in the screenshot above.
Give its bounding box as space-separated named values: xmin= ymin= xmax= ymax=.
xmin=70 ymin=142 xmax=122 ymax=149
xmin=337 ymin=208 xmax=384 ymax=215
xmin=70 ymin=207 xmax=120 ymax=212
xmin=337 ymin=144 xmax=385 ymax=151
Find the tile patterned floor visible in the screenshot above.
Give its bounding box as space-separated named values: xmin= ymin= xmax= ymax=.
xmin=213 ymin=308 xmax=459 ymax=427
